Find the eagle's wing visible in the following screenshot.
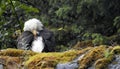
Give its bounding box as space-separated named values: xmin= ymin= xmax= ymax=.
xmin=17 ymin=31 xmax=34 ymax=50
xmin=39 ymin=29 xmax=55 ymax=52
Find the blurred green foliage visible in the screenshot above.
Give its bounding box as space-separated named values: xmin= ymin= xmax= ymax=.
xmin=0 ymin=0 xmax=120 ymax=50
xmin=114 ymin=16 xmax=120 ymax=33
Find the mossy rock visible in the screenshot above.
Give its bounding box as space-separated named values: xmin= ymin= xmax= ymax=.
xmin=78 ymin=45 xmax=107 ymax=69
xmin=0 ymin=48 xmax=37 ymax=57
xmin=25 ymin=48 xmax=92 ymax=69
xmin=111 ymin=46 xmax=120 ymax=54
xmin=94 ymin=57 xmax=113 ymax=69
xmin=0 ymin=48 xmax=91 ymax=69
xmin=0 ymin=56 xmax=21 ymax=69
xmin=1 ymin=45 xmax=120 ymax=69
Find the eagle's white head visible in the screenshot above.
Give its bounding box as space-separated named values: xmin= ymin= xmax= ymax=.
xmin=23 ymin=18 xmax=44 ymax=36
xmin=23 ymin=18 xmax=44 ymax=31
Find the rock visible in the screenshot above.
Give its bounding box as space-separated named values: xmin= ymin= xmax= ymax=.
xmin=108 ymin=55 xmax=120 ymax=69
xmin=0 ymin=64 xmax=3 ymax=69
xmin=56 ymin=62 xmax=78 ymax=69
xmin=0 ymin=45 xmax=120 ymax=69
xmin=56 ymin=54 xmax=85 ymax=69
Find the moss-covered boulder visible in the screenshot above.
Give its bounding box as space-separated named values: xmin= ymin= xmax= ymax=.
xmin=78 ymin=45 xmax=106 ymax=69
xmin=0 ymin=45 xmax=120 ymax=69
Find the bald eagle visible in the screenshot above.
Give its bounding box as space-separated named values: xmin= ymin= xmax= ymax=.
xmin=17 ymin=18 xmax=55 ymax=52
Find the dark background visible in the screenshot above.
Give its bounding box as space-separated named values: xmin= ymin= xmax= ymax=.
xmin=0 ymin=0 xmax=120 ymax=51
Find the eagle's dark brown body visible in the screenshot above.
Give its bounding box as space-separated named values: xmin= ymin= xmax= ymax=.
xmin=17 ymin=28 xmax=55 ymax=52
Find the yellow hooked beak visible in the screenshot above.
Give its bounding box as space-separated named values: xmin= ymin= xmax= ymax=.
xmin=32 ymin=30 xmax=37 ymax=38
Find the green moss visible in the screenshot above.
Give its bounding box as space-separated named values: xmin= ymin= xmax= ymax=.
xmin=94 ymin=46 xmax=120 ymax=69
xmin=25 ymin=50 xmax=79 ymax=68
xmin=94 ymin=55 xmax=113 ymax=69
xmin=95 ymin=58 xmax=110 ymax=69
xmin=2 ymin=46 xmax=120 ymax=69
xmin=94 ymin=49 xmax=114 ymax=69
xmin=0 ymin=56 xmax=21 ymax=69
xmin=25 ymin=49 xmax=92 ymax=69
xmin=111 ymin=46 xmax=120 ymax=54
xmin=79 ymin=45 xmax=106 ymax=69
xmin=25 ymin=53 xmax=60 ymax=69
xmin=0 ymin=48 xmax=37 ymax=57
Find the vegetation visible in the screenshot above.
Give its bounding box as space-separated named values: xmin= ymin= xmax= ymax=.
xmin=1 ymin=45 xmax=120 ymax=69
xmin=79 ymin=45 xmax=106 ymax=69
xmin=0 ymin=0 xmax=120 ymax=50
xmin=1 ymin=0 xmax=120 ymax=69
